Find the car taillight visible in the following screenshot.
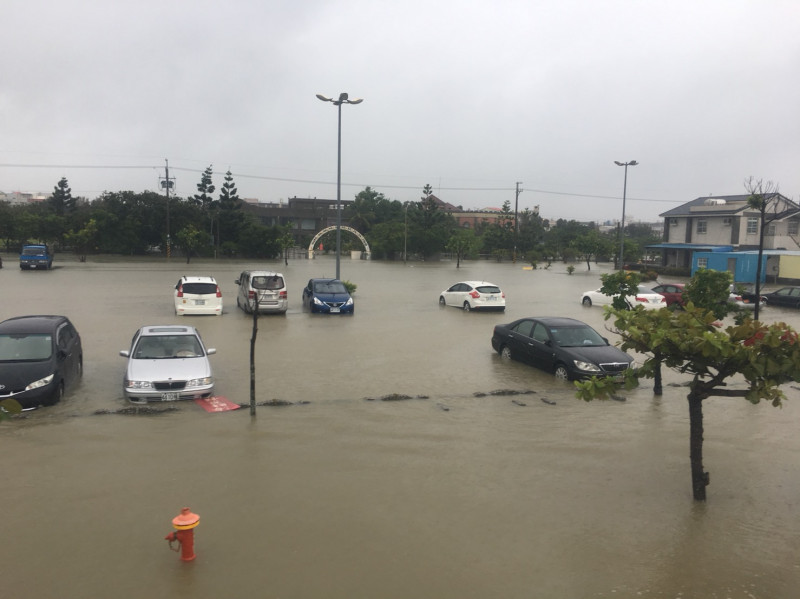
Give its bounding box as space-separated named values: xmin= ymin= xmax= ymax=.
xmin=501 ymin=292 xmax=505 ymax=298
xmin=469 ymin=290 xmax=480 ymax=298
xmin=177 ymin=286 xmax=183 ymax=298
xmin=635 ymin=296 xmax=647 ymax=302
xmin=216 ymin=286 xmax=222 ymax=298
xmin=248 ymin=290 xmax=255 ymax=299
xmin=733 ymin=295 xmax=742 ymax=301
xmin=279 ymin=290 xmax=287 ymax=299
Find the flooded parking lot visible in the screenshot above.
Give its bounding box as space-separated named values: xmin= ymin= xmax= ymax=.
xmin=2 ymin=254 xmax=800 ymax=598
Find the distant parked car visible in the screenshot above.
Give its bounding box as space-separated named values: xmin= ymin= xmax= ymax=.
xmin=235 ymin=271 xmax=288 ymax=314
xmin=729 ymin=283 xmax=766 ymax=309
xmin=580 ymin=285 xmax=667 ymax=310
xmin=651 ymin=283 xmax=686 ymax=307
xmin=491 ymin=316 xmax=633 ymax=381
xmin=119 ymin=325 xmax=216 ymax=403
xmin=763 ymin=286 xmax=800 ymax=309
xmin=0 ymin=315 xmax=82 ymax=409
xmin=19 ymin=244 xmax=53 ymax=270
xmin=439 ymin=281 xmax=506 ymax=312
xmin=302 ymin=278 xmax=354 ymax=314
xmin=174 ymin=276 xmax=223 ymax=316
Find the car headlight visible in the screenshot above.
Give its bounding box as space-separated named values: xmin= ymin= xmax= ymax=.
xmin=186 ymin=377 xmax=214 ymax=387
xmin=125 ymin=380 xmax=153 ymax=389
xmin=313 ymin=297 xmax=325 ymax=305
xmin=344 ymin=297 xmax=354 ymax=306
xmin=573 ymin=360 xmax=601 ymax=372
xmin=25 ymin=374 xmax=54 ymax=391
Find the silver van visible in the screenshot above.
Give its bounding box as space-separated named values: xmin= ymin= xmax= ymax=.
xmin=235 ymin=271 xmax=288 ymax=314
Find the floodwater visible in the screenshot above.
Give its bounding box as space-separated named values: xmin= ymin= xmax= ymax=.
xmin=2 ymin=254 xmax=800 ymax=598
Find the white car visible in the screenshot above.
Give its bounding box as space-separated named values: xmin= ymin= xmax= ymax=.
xmin=119 ymin=325 xmax=216 ymax=404
xmin=174 ymin=276 xmax=223 ymax=316
xmin=581 ymin=284 xmax=667 ymax=310
xmin=439 ymin=281 xmax=506 ymax=312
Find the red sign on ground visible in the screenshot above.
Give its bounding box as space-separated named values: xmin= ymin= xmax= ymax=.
xmin=194 ymin=396 xmax=241 ymax=413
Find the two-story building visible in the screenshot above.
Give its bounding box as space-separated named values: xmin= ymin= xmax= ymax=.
xmin=651 ymin=194 xmax=800 ymax=283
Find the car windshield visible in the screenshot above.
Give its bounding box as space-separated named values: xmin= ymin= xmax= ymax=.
xmin=133 ymin=335 xmax=203 ymax=359
xmin=0 ymin=334 xmax=53 ymax=361
xmin=637 ymin=285 xmax=656 ymax=294
xmin=252 ymin=276 xmax=284 ymax=290
xmin=314 ymin=281 xmax=347 ymax=294
xmin=549 ymin=326 xmax=605 ymax=347
xmin=476 ymin=285 xmax=501 ymax=294
xmin=22 ymin=247 xmax=45 ymax=255
xmin=181 ymin=282 xmax=217 ymax=295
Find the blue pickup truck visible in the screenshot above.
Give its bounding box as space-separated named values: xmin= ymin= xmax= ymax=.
xmin=19 ymin=244 xmax=54 ymax=270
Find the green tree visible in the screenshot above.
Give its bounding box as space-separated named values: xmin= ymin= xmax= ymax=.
xmin=175 ymin=224 xmax=210 ymax=264
xmin=683 ymin=268 xmax=736 ymax=320
xmin=48 ymin=177 xmax=75 ymax=216
xmin=346 ymin=187 xmax=383 ymax=233
xmin=446 ymin=228 xmax=480 ymax=268
xmin=576 ymin=304 xmax=800 ymax=501
xmin=64 ymin=218 xmax=99 ymax=261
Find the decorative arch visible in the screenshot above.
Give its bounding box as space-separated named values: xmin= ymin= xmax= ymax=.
xmin=308 ymin=226 xmax=371 ymax=260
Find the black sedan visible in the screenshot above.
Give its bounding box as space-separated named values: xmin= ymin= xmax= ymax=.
xmin=0 ymin=315 xmax=83 ymax=409
xmin=763 ymin=286 xmax=800 ymax=308
xmin=491 ymin=317 xmax=633 ymax=381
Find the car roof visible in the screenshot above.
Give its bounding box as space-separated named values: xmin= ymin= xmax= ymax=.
xmin=0 ymin=315 xmax=69 ymax=334
xmin=180 ymin=276 xmax=217 ymax=283
xmin=243 ymin=270 xmax=284 ymax=276
xmin=139 ymin=325 xmax=198 ymax=336
xmin=455 ymin=280 xmax=500 ymax=286
xmin=520 ymin=317 xmax=590 ymax=328
xmin=310 ymin=278 xmax=341 ymax=283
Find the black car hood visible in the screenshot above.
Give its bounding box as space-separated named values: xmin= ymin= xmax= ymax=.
xmin=0 ymin=360 xmax=55 ymax=391
xmin=559 ymin=344 xmax=631 ymax=364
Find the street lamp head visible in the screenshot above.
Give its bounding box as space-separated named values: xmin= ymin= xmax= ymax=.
xmin=615 ymin=160 xmax=639 ymax=167
xmin=338 ymin=92 xmax=349 ymax=103
xmin=629 ymin=160 xmax=639 ymax=166
xmin=347 ymin=98 xmax=364 ymax=105
xmin=316 ymin=93 xmax=332 ymax=102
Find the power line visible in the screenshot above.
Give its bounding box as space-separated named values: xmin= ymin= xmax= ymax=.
xmin=0 ymin=162 xmax=679 ymax=204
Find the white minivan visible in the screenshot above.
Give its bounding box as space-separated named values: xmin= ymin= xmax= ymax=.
xmin=235 ymin=271 xmax=288 ymax=314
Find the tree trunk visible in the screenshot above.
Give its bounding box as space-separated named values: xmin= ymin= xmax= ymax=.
xmin=249 ymin=300 xmax=258 ymax=417
xmin=653 ymin=358 xmax=663 ymax=396
xmin=688 ymin=392 xmax=709 ymax=500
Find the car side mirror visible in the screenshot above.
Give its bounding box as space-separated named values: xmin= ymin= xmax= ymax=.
xmin=602 ymin=337 xmax=610 ymax=345
xmin=206 ymin=348 xmax=216 ymax=355
xmin=119 ymin=350 xmax=130 ymax=357
xmin=235 ymin=279 xmax=240 ymax=285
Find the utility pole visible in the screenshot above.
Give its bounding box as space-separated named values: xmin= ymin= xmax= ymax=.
xmin=513 ymin=182 xmax=522 ymax=263
xmin=160 ymin=159 xmax=175 ymax=259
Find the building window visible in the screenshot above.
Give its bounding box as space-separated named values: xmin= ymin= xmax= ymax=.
xmin=697 ymin=257 xmax=708 ymax=269
xmin=789 ymin=220 xmax=799 ymax=236
xmin=767 ymin=224 xmax=776 ymax=235
xmin=670 ymin=218 xmax=678 ymax=227
xmin=697 ymin=219 xmax=707 ymax=234
xmin=722 ymin=217 xmax=732 ymax=227
xmin=747 ymin=217 xmax=759 ymax=234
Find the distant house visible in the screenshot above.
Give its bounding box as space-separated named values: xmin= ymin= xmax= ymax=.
xmin=650 ymin=194 xmax=800 ymax=273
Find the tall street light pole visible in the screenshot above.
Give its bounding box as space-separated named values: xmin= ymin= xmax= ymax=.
xmin=316 ymin=92 xmax=363 ymax=280
xmin=614 ymin=160 xmax=638 ymax=270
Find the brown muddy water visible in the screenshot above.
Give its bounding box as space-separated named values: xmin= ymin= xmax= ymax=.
xmin=1 ymin=254 xmax=800 ymax=598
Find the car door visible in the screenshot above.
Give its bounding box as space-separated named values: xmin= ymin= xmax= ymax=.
xmin=444 ymin=283 xmax=466 ymax=307
xmin=505 ymin=319 xmax=536 ymax=363
xmin=56 ymin=322 xmax=78 ymax=386
xmin=526 ymin=322 xmax=556 ymax=371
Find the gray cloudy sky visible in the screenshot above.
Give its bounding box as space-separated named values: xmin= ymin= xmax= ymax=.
xmin=2 ymin=0 xmax=798 ymax=223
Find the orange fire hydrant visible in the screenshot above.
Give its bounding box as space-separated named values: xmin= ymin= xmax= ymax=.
xmin=165 ymin=507 xmax=200 ymax=561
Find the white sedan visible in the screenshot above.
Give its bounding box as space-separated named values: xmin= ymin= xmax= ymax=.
xmin=581 ymin=284 xmax=667 ymax=310
xmin=439 ymin=281 xmax=506 ymax=312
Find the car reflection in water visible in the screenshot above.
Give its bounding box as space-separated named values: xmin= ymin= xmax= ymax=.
xmin=491 ymin=316 xmax=633 ymax=381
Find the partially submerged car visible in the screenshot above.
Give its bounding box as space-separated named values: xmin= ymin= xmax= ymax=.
xmin=439 ymin=281 xmax=506 ymax=312
xmin=302 ymin=279 xmax=354 ymax=314
xmin=174 ymin=276 xmax=223 ymax=316
xmin=235 ymin=271 xmax=288 ymax=314
xmin=19 ymin=244 xmax=53 ymax=270
xmin=0 ymin=315 xmax=82 ymax=409
xmin=491 ymin=316 xmax=633 ymax=381
xmin=581 ymin=285 xmax=667 ymax=310
xmin=763 ymin=286 xmax=800 ymax=309
xmin=119 ymin=325 xmax=216 ymax=403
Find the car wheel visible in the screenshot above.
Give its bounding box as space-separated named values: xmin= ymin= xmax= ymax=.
xmin=463 ymin=301 xmax=471 ymax=312
xmin=439 ymin=296 xmax=446 ymax=306
xmin=500 ymin=345 xmax=513 ymax=360
xmin=554 ymin=364 xmax=570 ymax=381
xmin=582 ymin=297 xmax=592 ymax=307
xmin=53 ymin=381 xmax=65 ymax=405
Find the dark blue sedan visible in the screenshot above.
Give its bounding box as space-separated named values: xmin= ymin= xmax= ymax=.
xmin=302 ymin=278 xmax=354 ymax=314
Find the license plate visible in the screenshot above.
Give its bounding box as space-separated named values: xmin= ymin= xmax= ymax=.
xmin=487 ymin=296 xmax=496 ymax=301
xmin=330 ymin=307 xmax=340 ymax=313
xmin=195 ymin=299 xmax=205 ymax=305
xmin=161 ymin=392 xmax=178 ymax=401
xmin=30 ymin=265 xmax=38 ymax=269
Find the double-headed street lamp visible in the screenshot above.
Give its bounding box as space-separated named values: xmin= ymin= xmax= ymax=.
xmin=614 ymin=160 xmax=638 ymax=270
xmin=316 ymin=92 xmax=363 ymax=280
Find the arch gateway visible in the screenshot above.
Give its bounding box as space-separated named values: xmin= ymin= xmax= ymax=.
xmin=307 ymin=226 xmax=371 ymax=260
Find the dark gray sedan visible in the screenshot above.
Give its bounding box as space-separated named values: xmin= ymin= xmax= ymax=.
xmin=491 ymin=316 xmax=633 ymax=381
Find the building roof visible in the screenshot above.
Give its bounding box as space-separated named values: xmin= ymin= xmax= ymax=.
xmin=660 ymin=193 xmax=796 ymax=218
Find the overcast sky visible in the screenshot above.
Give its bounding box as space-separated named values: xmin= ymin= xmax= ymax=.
xmin=2 ymin=0 xmax=798 ymax=223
